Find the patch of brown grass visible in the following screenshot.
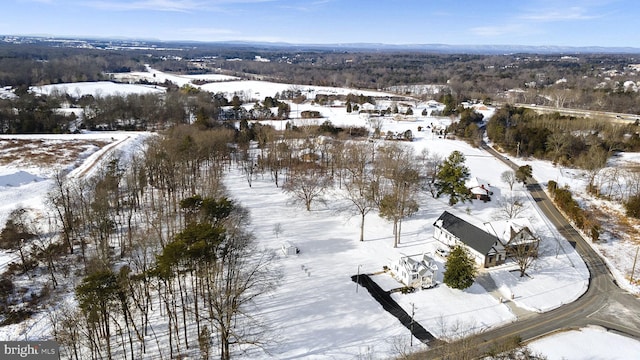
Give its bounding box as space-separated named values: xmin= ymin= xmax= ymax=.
xmin=588 ymin=202 xmax=640 ymax=244
xmin=0 ymin=139 xmax=111 ymax=168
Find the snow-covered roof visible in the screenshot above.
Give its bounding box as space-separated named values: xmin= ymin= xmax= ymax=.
xmin=360 ymin=102 xmax=376 ymax=111
xmin=398 ymin=254 xmax=437 ymax=276
xmin=484 ymin=218 xmax=535 ymax=244
xmin=466 ymin=177 xmax=492 ymax=196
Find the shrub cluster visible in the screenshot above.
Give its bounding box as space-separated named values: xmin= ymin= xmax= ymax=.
xmin=624 ymin=194 xmax=640 ymax=219
xmin=547 ymin=180 xmax=600 ymax=241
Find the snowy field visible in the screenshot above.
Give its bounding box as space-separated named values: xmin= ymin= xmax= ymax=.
xmin=2 ymin=70 xmax=640 ymax=358
xmin=221 ymin=113 xmax=591 ymax=357
xmin=31 ymin=81 xmax=166 ymax=98
xmin=108 ymin=64 xmax=240 ymax=87
xmin=30 ymin=65 xmax=401 ymax=102
xmin=528 ymin=326 xmax=640 ymax=359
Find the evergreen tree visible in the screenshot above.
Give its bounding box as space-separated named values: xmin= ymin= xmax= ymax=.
xmin=443 ymin=246 xmax=477 ymax=290
xmin=435 ymin=150 xmax=471 ymax=205
xmin=516 ymin=165 xmax=533 ymax=185
xmin=75 ymin=269 xmax=120 ymax=359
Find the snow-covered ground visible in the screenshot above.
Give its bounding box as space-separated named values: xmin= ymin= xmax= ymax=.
xmin=503 ymin=149 xmax=640 ymax=295
xmin=31 ymin=81 xmax=166 ymax=98
xmin=528 ymin=326 xmax=640 ymax=360
xmin=220 ymin=114 xmax=590 ymax=357
xmin=36 ymin=65 xmax=402 ymax=101
xmin=108 ymin=64 xmax=240 ymax=87
xmin=0 ymin=132 xmax=151 ymax=236
xmin=2 ymin=71 xmax=639 ymax=358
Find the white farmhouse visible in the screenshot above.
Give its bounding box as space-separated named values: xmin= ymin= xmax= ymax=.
xmin=484 ymin=218 xmax=539 ymax=257
xmin=433 ymin=211 xmax=506 ymax=268
xmin=393 ymin=254 xmax=438 ymax=289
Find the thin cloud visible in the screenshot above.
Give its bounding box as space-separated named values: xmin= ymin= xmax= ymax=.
xmin=277 ymin=0 xmax=333 ymax=12
xmin=85 ymin=0 xmax=275 ymax=13
xmin=522 ymin=6 xmax=599 ymax=21
xmin=85 ymin=0 xmax=201 ymax=12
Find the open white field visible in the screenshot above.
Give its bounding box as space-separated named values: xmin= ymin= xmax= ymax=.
xmin=2 ymin=71 xmax=639 ymax=358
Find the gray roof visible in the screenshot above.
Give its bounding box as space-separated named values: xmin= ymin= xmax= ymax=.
xmin=434 ymin=211 xmax=500 ymax=255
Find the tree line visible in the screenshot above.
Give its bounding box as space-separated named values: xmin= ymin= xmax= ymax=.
xmin=1 ymin=125 xmax=282 ymax=359
xmin=4 ymin=41 xmax=640 ymax=115
xmin=0 ymin=43 xmax=143 ymax=87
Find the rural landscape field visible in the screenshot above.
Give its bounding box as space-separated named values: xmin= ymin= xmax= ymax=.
xmin=3 ymin=2 xmax=640 ymax=359
xmin=1 ymin=57 xmax=640 ymax=358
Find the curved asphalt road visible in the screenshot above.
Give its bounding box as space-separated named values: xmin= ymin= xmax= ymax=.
xmin=401 ymin=144 xmax=640 ymax=357
xmin=470 ymin=145 xmax=640 ymax=349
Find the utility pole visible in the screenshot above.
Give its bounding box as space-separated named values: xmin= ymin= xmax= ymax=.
xmin=631 ymin=246 xmax=639 ymax=284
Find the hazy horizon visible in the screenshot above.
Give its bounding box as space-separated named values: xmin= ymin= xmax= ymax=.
xmin=2 ymin=1 xmax=639 ymax=48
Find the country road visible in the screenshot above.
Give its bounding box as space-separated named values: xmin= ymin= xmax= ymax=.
xmin=499 ymin=103 xmax=640 ymax=124
xmin=71 ymin=135 xmax=131 ymax=178
xmin=413 ymin=144 xmax=640 ymax=358
xmin=479 ymin=147 xmax=640 ymax=344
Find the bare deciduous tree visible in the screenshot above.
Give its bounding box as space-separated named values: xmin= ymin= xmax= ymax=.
xmin=375 ymin=144 xmax=420 ymax=247
xmin=283 ymin=164 xmax=332 ymax=211
xmin=206 ymin=210 xmax=281 ymax=360
xmin=418 ymin=148 xmax=443 ymax=197
xmin=342 ymin=142 xmax=377 ymax=241
xmin=500 ymin=170 xmax=517 ymax=191
xmin=576 ymin=146 xmax=609 ymax=194
xmin=507 ymin=235 xmax=540 ymax=278
xmin=495 ymin=193 xmax=527 ymax=219
xmin=368 ymin=116 xmax=384 ymax=138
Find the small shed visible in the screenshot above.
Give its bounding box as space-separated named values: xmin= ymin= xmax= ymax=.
xmin=281 ymin=241 xmax=299 ymax=256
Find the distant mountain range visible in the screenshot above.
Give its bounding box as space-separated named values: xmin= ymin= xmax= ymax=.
xmin=214 ymin=41 xmax=640 ymax=54
xmin=2 ymin=35 xmax=639 ymax=54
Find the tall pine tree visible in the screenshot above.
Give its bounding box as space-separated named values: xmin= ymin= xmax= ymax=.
xmin=435 ymin=150 xmax=471 ymax=205
xmin=443 ymin=245 xmax=477 ymax=290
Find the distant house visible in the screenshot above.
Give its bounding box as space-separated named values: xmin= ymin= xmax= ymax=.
xmin=360 ymin=102 xmax=376 ymax=112
xmin=300 ymin=110 xmax=322 ymax=119
xmin=393 ymin=254 xmax=438 ymax=289
xmin=485 ymin=218 xmax=539 ymax=257
xmin=433 ymin=211 xmax=506 ymax=268
xmin=472 ymin=104 xmax=489 ymax=111
xmin=466 ymin=177 xmax=493 ymax=202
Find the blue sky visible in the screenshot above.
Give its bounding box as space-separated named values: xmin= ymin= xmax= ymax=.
xmin=2 ymin=0 xmax=638 ymax=47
